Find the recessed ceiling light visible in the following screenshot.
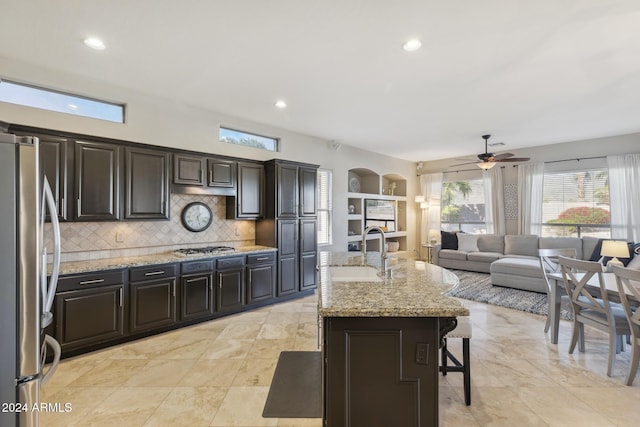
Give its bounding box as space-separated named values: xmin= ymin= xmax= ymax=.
xmin=403 ymin=39 xmax=422 ymax=52
xmin=83 ymin=37 xmax=106 ymax=50
xmin=275 ymin=100 xmax=287 ymax=109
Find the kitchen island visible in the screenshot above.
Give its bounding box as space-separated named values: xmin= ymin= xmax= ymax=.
xmin=318 ymin=252 xmax=468 ymax=427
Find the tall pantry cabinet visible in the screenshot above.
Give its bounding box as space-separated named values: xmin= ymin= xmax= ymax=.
xmin=256 ymin=160 xmax=318 ymax=297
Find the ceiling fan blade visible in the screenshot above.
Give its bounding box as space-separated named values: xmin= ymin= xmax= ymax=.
xmin=493 ymin=153 xmax=514 ymax=160
xmin=496 ymin=157 xmax=530 ymax=163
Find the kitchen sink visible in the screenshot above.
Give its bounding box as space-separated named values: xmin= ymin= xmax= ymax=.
xmin=328 ymin=266 xmax=383 ymax=282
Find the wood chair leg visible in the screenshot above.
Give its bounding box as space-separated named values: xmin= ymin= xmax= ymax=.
xmin=441 ymin=338 xmax=448 ymax=376
xmin=626 ymin=337 xmax=639 ymax=386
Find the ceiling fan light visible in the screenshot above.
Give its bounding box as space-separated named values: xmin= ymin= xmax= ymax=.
xmin=477 ymin=161 xmax=496 ymax=170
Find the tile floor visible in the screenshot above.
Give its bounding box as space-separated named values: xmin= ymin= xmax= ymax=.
xmin=41 ymin=294 xmax=640 ymax=426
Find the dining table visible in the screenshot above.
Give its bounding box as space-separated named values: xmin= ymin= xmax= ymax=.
xmin=546 ymin=271 xmax=638 ymax=344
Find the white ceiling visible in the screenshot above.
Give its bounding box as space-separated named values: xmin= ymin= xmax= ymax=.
xmin=2 ymin=0 xmax=640 ymax=162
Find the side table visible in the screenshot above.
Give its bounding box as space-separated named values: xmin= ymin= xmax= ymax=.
xmin=421 ymin=244 xmax=435 ymax=264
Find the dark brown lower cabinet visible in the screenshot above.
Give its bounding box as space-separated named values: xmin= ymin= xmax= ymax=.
xmin=129 ymin=265 xmax=178 ymax=333
xmin=55 ymin=284 xmax=125 ymax=351
xmin=216 ymin=257 xmax=245 ymax=313
xmin=246 ymin=253 xmax=276 ymax=304
xmin=323 ymin=317 xmax=441 ymax=427
xmin=180 ymin=273 xmax=214 ymax=321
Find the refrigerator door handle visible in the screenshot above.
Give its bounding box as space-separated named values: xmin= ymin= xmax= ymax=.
xmin=41 ymin=176 xmax=61 ymax=321
xmin=40 ymin=334 xmax=61 ymax=386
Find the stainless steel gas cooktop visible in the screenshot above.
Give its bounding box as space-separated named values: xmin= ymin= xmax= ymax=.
xmin=173 ymin=246 xmax=235 ymax=257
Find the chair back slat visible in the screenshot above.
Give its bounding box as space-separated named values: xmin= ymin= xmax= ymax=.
xmin=559 ymin=256 xmax=609 ymax=315
xmin=539 ymin=248 xmax=577 ymax=294
xmin=612 ymin=265 xmax=640 ymax=330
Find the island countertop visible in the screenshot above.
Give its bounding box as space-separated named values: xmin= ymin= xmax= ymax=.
xmin=318 ymin=252 xmax=469 ymax=318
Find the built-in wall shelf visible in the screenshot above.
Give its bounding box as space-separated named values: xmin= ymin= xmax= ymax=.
xmin=347 ymin=168 xmax=407 ymax=253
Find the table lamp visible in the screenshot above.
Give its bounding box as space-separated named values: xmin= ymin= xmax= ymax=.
xmin=428 ymin=229 xmax=438 ymax=245
xmin=600 ymin=240 xmax=630 ymax=272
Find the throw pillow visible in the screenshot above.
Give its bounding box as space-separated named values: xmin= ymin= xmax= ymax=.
xmin=589 ymin=239 xmax=603 ymax=262
xmin=441 ymin=230 xmax=459 ymax=250
xmin=457 ymin=233 xmax=479 ymax=252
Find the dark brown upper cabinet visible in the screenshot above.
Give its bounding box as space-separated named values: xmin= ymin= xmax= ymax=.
xmin=226 ymin=161 xmax=264 ymax=219
xmin=74 ymin=141 xmax=121 ymax=221
xmin=174 ymin=153 xmax=205 ymax=186
xmin=38 ymin=134 xmax=71 ymax=221
xmin=299 ymin=166 xmax=318 ymax=217
xmin=276 ymin=163 xmax=299 ymax=217
xmin=125 ymin=147 xmax=170 ymax=220
xmin=207 ymin=158 xmax=236 ymax=189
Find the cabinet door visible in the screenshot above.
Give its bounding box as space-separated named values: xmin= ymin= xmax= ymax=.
xmin=39 ymin=135 xmax=69 ymax=221
xmin=180 ymin=274 xmax=214 ymax=321
xmin=299 ymin=166 xmax=317 ymax=217
xmin=74 ymin=141 xmax=120 ymax=220
xmin=174 ymin=154 xmax=205 ymax=186
xmin=216 ymin=268 xmax=245 ymax=312
xmin=207 ymin=158 xmax=236 ymax=188
xmin=277 ymin=219 xmax=298 ymax=295
xmin=125 ymin=147 xmax=170 ymax=219
xmin=130 ymin=279 xmax=177 ymax=333
xmin=55 ymin=284 xmax=124 ymax=351
xmin=236 ymin=162 xmax=264 ymax=218
xmin=277 ymin=163 xmax=299 ymax=217
xmin=300 ymin=219 xmax=317 ymax=290
xmin=246 ymin=263 xmax=275 ymax=304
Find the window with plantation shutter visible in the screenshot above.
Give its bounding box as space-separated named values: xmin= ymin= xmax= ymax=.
xmin=317 ymin=169 xmax=332 ymax=245
xmin=541 ymin=169 xmax=610 ymax=238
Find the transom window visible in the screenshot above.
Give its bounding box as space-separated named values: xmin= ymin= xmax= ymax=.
xmin=219 ymin=127 xmax=278 ymax=152
xmin=542 ymin=169 xmax=610 ymax=238
xmin=0 ymin=79 xmax=125 ymax=123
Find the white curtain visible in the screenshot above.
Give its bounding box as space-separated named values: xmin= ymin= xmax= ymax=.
xmin=483 ymin=166 xmax=505 ymax=235
xmin=419 ymin=173 xmax=443 ymax=244
xmin=517 ymin=162 xmax=544 ymax=235
xmin=607 ymin=154 xmax=640 ymax=242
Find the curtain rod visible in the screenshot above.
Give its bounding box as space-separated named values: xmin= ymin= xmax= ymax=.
xmin=543 ymin=155 xmax=606 ymax=165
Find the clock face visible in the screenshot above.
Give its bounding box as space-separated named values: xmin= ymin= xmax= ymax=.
xmin=181 ymin=202 xmax=213 ymax=232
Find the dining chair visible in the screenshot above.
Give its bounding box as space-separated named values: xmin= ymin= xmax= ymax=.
xmin=538 ymin=248 xmax=577 ymax=335
xmin=558 ymin=256 xmax=631 ymax=377
xmin=440 ymin=316 xmax=472 ymax=405
xmin=612 ymin=264 xmax=640 ymax=385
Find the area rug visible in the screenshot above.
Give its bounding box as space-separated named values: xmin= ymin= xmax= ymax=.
xmin=446 ymin=270 xmax=573 ymax=321
xmin=262 ymin=351 xmax=322 ymax=418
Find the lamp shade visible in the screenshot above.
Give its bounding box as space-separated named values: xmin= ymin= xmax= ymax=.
xmin=600 ymin=240 xmax=630 ymax=258
xmin=414 ymin=195 xmax=425 ymax=203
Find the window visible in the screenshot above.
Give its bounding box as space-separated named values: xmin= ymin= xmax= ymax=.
xmin=317 ymin=168 xmax=332 ymax=245
xmin=542 ymin=169 xmax=610 ymax=238
xmin=0 ymin=79 xmax=124 ymax=123
xmin=440 ymin=177 xmax=487 ymax=233
xmin=219 ymin=127 xmax=278 ymax=152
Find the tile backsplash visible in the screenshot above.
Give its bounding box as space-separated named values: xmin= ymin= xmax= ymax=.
xmin=46 ymin=194 xmax=256 ymax=262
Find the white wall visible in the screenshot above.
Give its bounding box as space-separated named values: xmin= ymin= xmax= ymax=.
xmin=0 ymin=57 xmax=419 ymax=255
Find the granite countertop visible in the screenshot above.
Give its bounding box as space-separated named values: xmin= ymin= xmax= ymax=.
xmin=318 ymin=252 xmax=469 ymax=318
xmin=55 ymin=245 xmax=277 ymax=275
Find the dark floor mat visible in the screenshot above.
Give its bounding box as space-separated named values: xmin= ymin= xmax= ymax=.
xmin=262 ymin=351 xmax=322 ymax=418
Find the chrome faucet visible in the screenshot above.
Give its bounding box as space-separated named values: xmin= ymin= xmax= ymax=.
xmin=362 ymin=226 xmax=389 ymax=273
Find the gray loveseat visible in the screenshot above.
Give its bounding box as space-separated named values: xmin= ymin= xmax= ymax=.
xmin=433 ymin=235 xmax=601 ymax=293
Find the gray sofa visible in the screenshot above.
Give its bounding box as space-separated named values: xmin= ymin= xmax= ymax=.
xmin=434 ymin=235 xmax=601 ymax=293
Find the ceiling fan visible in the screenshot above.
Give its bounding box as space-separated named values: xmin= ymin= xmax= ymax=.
xmin=452 ymin=135 xmax=530 ymax=170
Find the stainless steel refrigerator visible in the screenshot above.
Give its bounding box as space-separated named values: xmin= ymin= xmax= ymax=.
xmin=1 ymin=131 xmax=62 ymax=427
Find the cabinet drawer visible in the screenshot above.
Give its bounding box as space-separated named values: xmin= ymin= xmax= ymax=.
xmin=129 ymin=264 xmax=177 ymax=282
xmin=247 ymin=252 xmax=276 ymax=265
xmin=57 ymin=270 xmax=125 ymax=291
xmin=216 ymin=256 xmax=245 ymax=270
xmin=181 ymin=260 xmax=214 ymax=275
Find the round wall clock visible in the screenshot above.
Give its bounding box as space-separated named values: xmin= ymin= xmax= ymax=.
xmin=349 ymin=176 xmax=361 ymax=193
xmin=181 ymin=202 xmax=213 ymax=232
